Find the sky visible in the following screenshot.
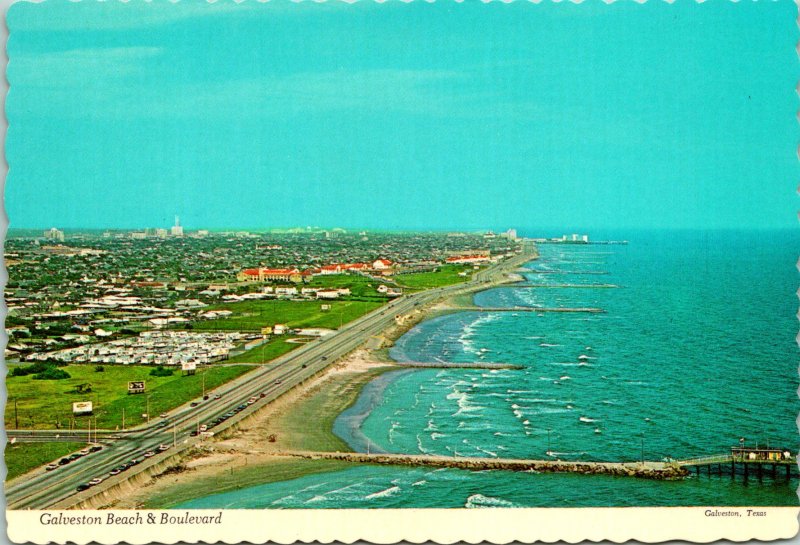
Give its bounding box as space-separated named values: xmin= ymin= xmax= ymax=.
xmin=4 ymin=0 xmax=798 ymax=232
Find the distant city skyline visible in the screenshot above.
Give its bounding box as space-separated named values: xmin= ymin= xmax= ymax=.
xmin=5 ymin=1 xmax=797 ymax=231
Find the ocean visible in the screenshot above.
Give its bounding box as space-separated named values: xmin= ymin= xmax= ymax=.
xmin=179 ymin=229 xmax=799 ymax=509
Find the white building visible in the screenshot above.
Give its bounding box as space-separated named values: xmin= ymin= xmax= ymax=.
xmin=44 ymin=228 xmax=65 ymax=242
xmin=171 ymin=216 xmax=184 ymax=237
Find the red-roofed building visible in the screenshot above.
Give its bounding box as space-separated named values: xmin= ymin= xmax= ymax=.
xmin=237 ymin=268 xmax=304 ymax=283
xmin=372 ymin=259 xmax=393 ymax=270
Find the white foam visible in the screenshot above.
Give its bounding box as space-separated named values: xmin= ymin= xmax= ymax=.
xmin=365 ymin=486 xmax=400 ymax=500
xmin=465 ymin=494 xmax=516 ymax=508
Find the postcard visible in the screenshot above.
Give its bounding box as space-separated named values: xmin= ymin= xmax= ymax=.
xmin=3 ymin=1 xmax=798 ymax=543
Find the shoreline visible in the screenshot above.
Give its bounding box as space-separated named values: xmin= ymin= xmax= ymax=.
xmin=105 ymin=254 xmax=538 ymax=509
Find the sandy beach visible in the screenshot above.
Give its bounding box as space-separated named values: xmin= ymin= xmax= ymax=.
xmin=102 ymin=273 xmax=524 ymax=509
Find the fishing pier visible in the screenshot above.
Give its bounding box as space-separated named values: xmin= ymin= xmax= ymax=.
xmin=677 ymin=446 xmax=798 ymax=480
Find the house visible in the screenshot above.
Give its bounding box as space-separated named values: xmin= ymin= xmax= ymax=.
xmin=273 ymin=324 xmax=287 ymax=335
xmin=316 ymin=289 xmax=340 ymax=300
xmin=275 ymin=287 xmax=298 ymax=297
xmin=377 ymin=285 xmax=389 ymax=294
xmin=372 ymin=259 xmax=393 ymax=270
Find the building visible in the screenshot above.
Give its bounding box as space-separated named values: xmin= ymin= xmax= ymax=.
xmin=446 ymin=254 xmax=490 ymax=264
xmin=372 ymin=259 xmax=393 ymax=270
xmin=44 ymin=228 xmax=65 ymax=242
xmin=171 ymin=216 xmax=184 ymax=237
xmin=155 ymin=228 xmax=169 ymax=239
xmin=731 ymin=446 xmax=793 ymax=462
xmin=237 ymin=268 xmax=304 ymax=283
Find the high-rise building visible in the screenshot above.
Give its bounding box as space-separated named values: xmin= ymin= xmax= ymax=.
xmin=171 ymin=216 xmax=184 ymax=237
xmin=44 ymin=227 xmax=65 ymax=242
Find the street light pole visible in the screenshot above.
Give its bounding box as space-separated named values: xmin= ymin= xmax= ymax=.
xmin=14 ymin=398 xmax=19 ymax=429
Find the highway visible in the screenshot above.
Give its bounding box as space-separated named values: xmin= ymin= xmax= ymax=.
xmin=6 ymin=242 xmax=537 ymax=510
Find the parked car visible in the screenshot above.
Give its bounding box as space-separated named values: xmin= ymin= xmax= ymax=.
xmin=68 ymin=453 xmax=83 ymax=461
xmin=89 ymin=477 xmax=103 ymax=486
xmin=203 ymin=395 xmax=210 ymax=401
xmin=190 ymin=402 xmax=199 ymax=407
xmin=45 ymin=464 xmax=58 ymax=471
xmin=89 ymin=445 xmax=103 ymax=453
xmin=160 ymin=413 xmax=168 ymax=418
xmin=79 ymin=448 xmax=91 ymax=456
xmin=190 ymin=430 xmax=199 ymax=437
xmin=157 ymin=421 xmax=169 ymax=428
xmin=143 ymin=451 xmax=155 ymax=458
xmin=59 ymin=458 xmax=71 ymax=466
xmin=157 ymin=444 xmax=170 ymax=452
xmin=109 ymin=468 xmax=121 ymax=476
xmin=214 ymin=394 xmax=221 ymax=400
xmin=76 ymin=484 xmax=90 ymax=492
xmin=199 ymin=425 xmax=208 ymax=432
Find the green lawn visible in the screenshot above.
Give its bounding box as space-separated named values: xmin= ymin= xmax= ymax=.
xmin=302 ymin=274 xmax=387 ymax=299
xmin=194 ymin=300 xmax=383 ymax=332
xmin=395 ymin=264 xmax=475 ymax=290
xmin=225 ymin=338 xmax=301 ymax=364
xmin=6 ymin=364 xmax=255 ymax=431
xmin=5 ymin=442 xmax=85 ymax=480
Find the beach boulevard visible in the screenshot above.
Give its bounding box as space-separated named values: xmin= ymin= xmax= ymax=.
xmin=7 ymin=243 xmax=539 ymax=510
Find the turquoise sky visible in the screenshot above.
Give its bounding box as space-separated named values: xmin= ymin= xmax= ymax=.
xmin=5 ymin=1 xmax=797 ymax=232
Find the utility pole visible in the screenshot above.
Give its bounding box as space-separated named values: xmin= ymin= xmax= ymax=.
xmin=146 ymin=395 xmax=150 ymax=423
xmin=640 ymin=434 xmax=645 ymax=464
xmin=87 ymin=418 xmax=91 ymax=445
xmin=14 ymin=399 xmax=18 ymax=429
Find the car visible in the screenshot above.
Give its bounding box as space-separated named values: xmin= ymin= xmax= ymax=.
xmin=76 ymin=484 xmax=90 ymax=492
xmin=199 ymin=425 xmax=208 ymax=432
xmin=68 ymin=453 xmax=83 ymax=461
xmin=260 ymin=392 xmax=266 ymax=398
xmin=321 ymin=356 xmax=328 ymax=361
xmin=203 ymin=395 xmax=210 ymax=400
xmin=89 ymin=477 xmax=103 ymax=486
xmin=59 ymin=458 xmax=71 ymax=466
xmin=274 ymin=379 xmax=282 ymax=385
xmin=214 ymin=394 xmax=221 ymax=400
xmin=129 ymin=459 xmax=140 ymax=466
xmin=190 ymin=430 xmax=199 ymax=437
xmin=45 ymin=464 xmax=58 ymax=471
xmin=109 ymin=468 xmax=122 ymax=476
xmin=248 ymin=397 xmax=257 ymax=403
xmin=89 ymin=445 xmax=103 ymax=453
xmin=143 ymin=451 xmax=155 ymax=458
xmin=79 ymin=448 xmax=91 ymax=456
xmin=160 ymin=413 xmax=168 ymax=418
xmin=190 ymin=402 xmax=199 ymax=407
xmin=301 ymin=364 xmax=308 ymax=369
xmin=157 ymin=444 xmax=170 ymax=452
xmin=157 ymin=421 xmax=169 ymax=428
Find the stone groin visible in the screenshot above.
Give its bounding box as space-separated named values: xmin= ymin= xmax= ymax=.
xmin=395 ymin=362 xmax=524 ymax=370
xmin=281 ymin=451 xmax=690 ymax=481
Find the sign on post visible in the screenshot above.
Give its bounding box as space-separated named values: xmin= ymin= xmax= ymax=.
xmin=128 ymin=381 xmax=146 ymax=394
xmin=181 ymin=362 xmax=197 ymax=375
xmin=72 ymin=401 xmax=93 ymax=415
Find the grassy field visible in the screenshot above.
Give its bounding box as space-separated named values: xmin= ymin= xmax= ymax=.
xmin=224 ymin=338 xmax=301 ymax=364
xmin=302 ymin=274 xmax=387 ymax=299
xmin=5 ymin=442 xmax=85 ymax=480
xmin=395 ymin=264 xmax=475 ymax=290
xmin=194 ymin=300 xmax=383 ymax=332
xmin=6 ymin=364 xmax=255 ymax=430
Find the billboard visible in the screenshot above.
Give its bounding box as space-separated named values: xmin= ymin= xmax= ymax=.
xmin=181 ymin=362 xmax=197 ymax=372
xmin=128 ymin=381 xmax=146 ymax=394
xmin=72 ymin=401 xmax=93 ymax=415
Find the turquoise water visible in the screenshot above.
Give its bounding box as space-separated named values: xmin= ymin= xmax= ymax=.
xmin=179 ymin=230 xmax=799 ymax=508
